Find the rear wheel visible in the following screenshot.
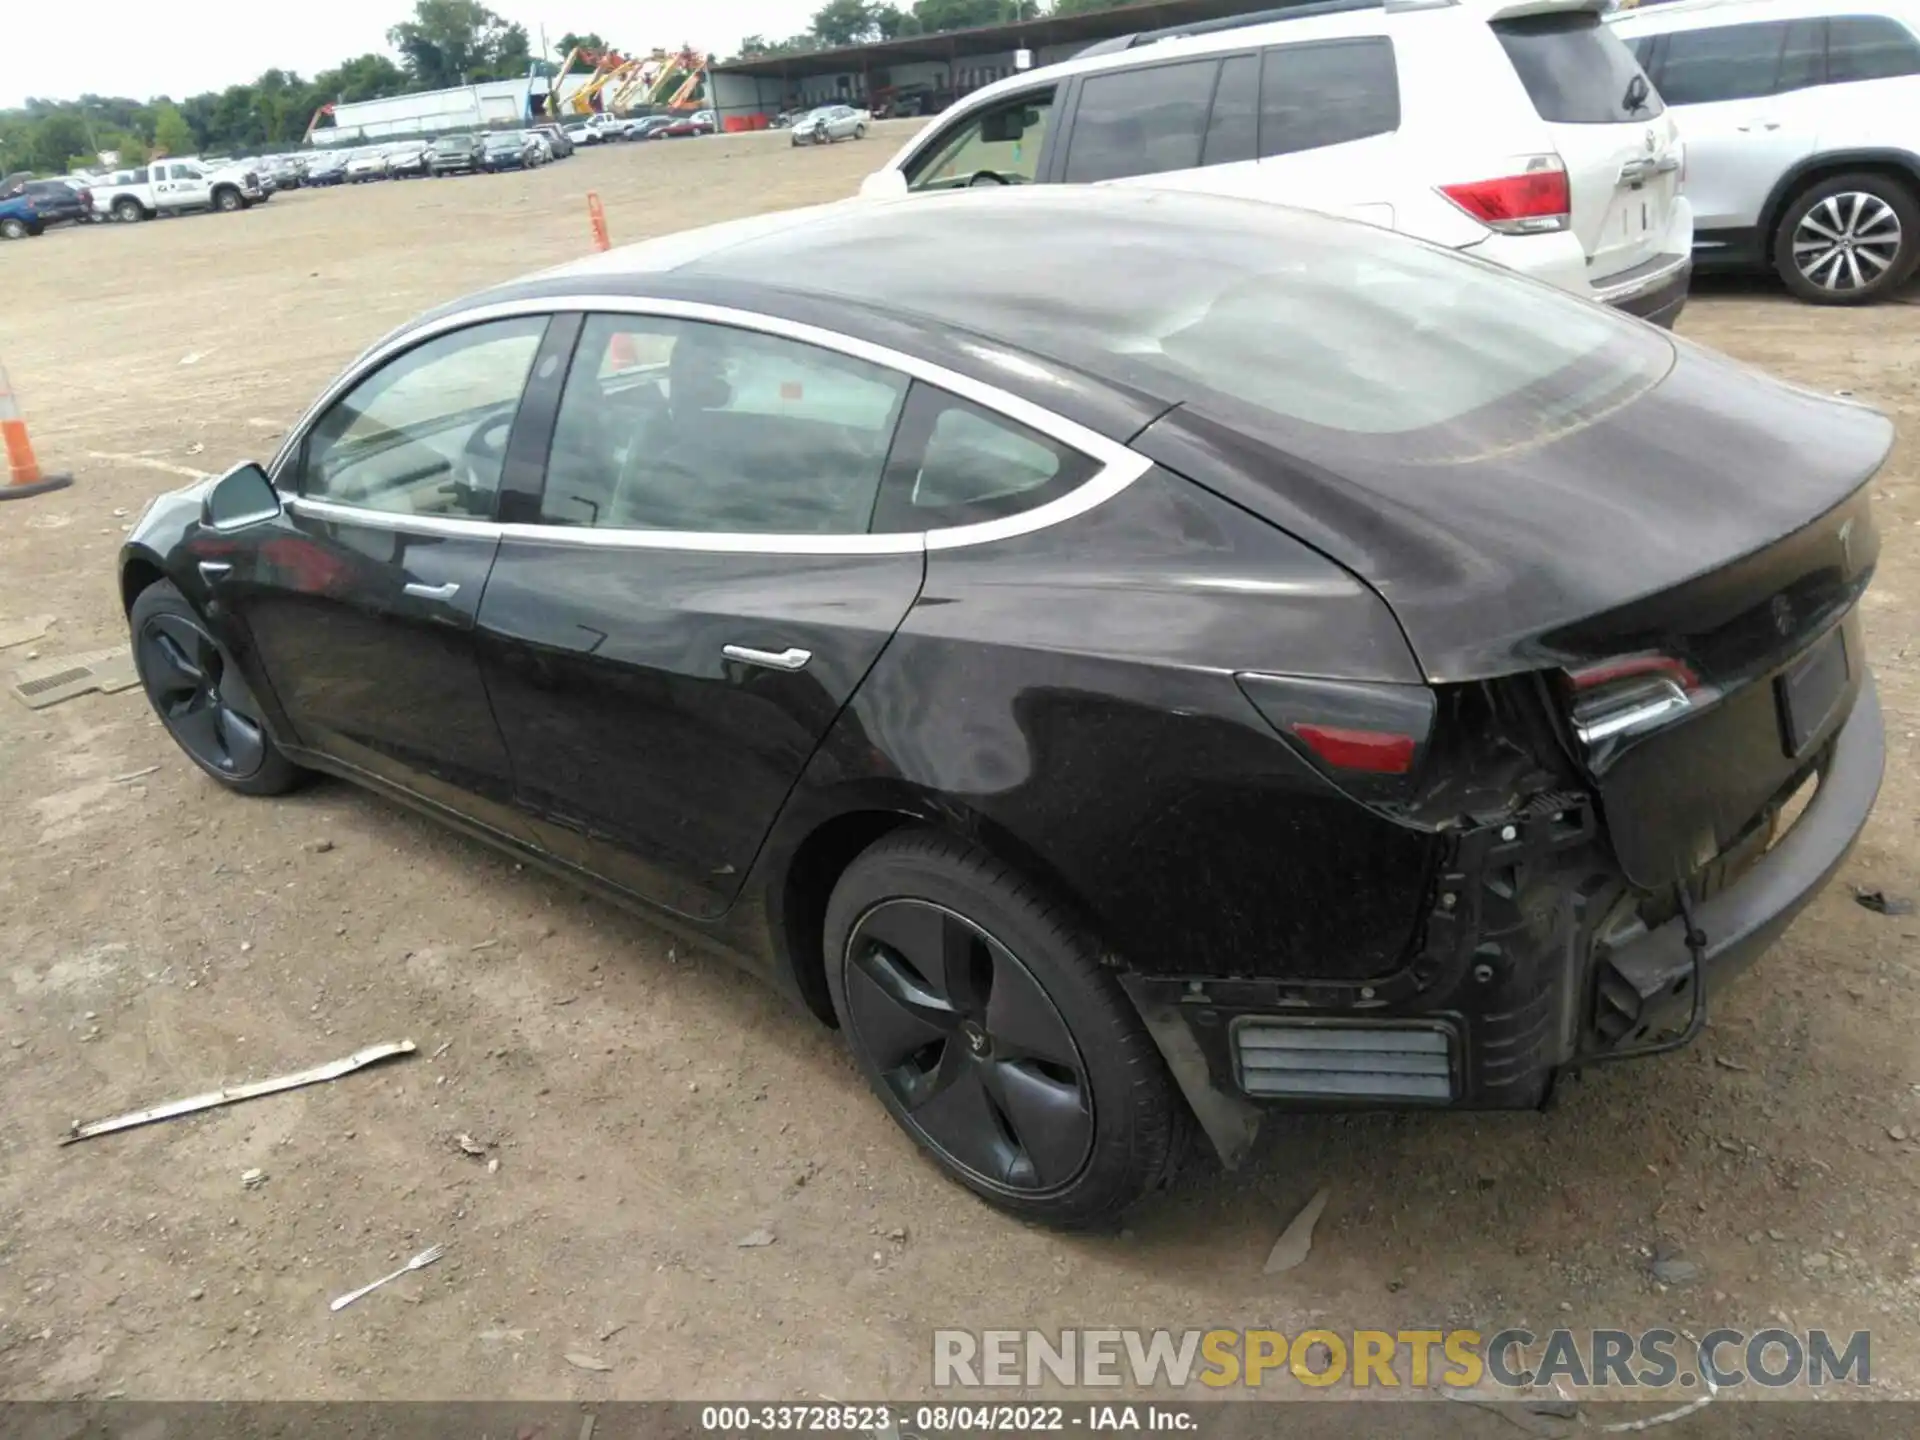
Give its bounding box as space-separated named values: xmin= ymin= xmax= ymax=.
xmin=113 ymin=196 xmax=144 ymax=223
xmin=854 ymin=123 xmax=868 ymax=139
xmin=824 ymin=830 xmax=1189 ymax=1227
xmin=130 ymin=581 xmax=305 ymax=797
xmin=1773 ymin=172 xmax=1920 ymax=304
xmin=0 ymin=218 xmax=25 ymax=240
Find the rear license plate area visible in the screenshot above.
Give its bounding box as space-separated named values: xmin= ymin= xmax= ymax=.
xmin=1777 ymin=626 xmax=1849 ymax=756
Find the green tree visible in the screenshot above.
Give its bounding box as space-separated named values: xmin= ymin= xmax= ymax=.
xmin=101 ymin=128 xmax=150 ymax=165
xmin=733 ymin=33 xmax=819 ymax=58
xmin=152 ymin=103 xmax=195 ymax=157
xmin=555 ymin=32 xmax=610 ymax=70
xmin=876 ymin=5 xmax=921 ymax=37
xmin=1048 ymin=0 xmax=1131 ymax=12
xmin=389 ymin=0 xmax=532 ymax=88
xmin=30 ymin=110 xmax=92 ymax=170
xmin=912 ymin=0 xmax=1036 ymax=30
xmin=811 ymin=0 xmax=884 ymax=46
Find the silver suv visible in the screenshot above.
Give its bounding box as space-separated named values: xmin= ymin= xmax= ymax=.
xmin=1612 ymin=0 xmax=1920 ymax=301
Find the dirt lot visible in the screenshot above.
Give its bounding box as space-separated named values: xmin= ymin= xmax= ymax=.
xmin=2 ymin=129 xmax=1919 ymax=1407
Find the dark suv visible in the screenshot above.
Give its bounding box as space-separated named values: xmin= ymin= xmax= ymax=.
xmin=428 ymin=135 xmax=485 ymax=175
xmin=11 ymin=178 xmax=92 ymax=227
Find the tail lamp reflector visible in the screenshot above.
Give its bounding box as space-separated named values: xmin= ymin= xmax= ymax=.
xmin=1291 ymin=723 xmax=1418 ymax=776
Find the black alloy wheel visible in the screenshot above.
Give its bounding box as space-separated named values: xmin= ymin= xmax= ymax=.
xmin=843 ymin=898 xmax=1095 ymax=1192
xmin=825 ymin=830 xmax=1189 ymax=1226
xmin=131 ymin=580 xmax=303 ymax=795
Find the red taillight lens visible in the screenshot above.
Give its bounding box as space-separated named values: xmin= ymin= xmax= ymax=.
xmin=1439 ymin=160 xmax=1570 ymax=236
xmin=1291 ymin=723 xmax=1418 ymax=776
xmin=1566 ymin=654 xmax=1700 ymax=695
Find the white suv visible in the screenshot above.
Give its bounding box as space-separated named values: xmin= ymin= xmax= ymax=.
xmin=860 ymin=0 xmax=1695 ymax=325
xmin=1611 ymin=0 xmax=1920 ymax=303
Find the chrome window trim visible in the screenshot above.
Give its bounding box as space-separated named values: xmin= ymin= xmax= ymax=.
xmin=287 ymin=495 xmax=503 ymax=539
xmin=269 ymin=294 xmax=1151 ymax=557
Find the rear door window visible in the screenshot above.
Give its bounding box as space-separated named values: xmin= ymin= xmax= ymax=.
xmin=1493 ymin=13 xmax=1665 ymax=121
xmin=1063 ymin=59 xmax=1220 ymax=183
xmin=1650 ymin=21 xmax=1791 ymax=105
xmin=1826 ymin=14 xmax=1920 ymax=82
xmin=1258 ymin=38 xmax=1399 ymax=158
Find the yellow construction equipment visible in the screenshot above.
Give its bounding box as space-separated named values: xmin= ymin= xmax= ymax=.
xmin=568 ymin=50 xmax=630 ymax=114
xmin=611 ymin=51 xmax=670 ymax=113
xmin=646 ymin=49 xmax=709 ymax=110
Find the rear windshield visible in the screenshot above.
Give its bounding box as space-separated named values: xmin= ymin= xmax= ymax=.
xmin=713 ymin=190 xmax=1675 ymax=461
xmin=1494 ymin=13 xmax=1664 ymax=123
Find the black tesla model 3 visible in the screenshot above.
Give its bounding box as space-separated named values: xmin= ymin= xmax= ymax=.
xmin=120 ymin=189 xmax=1888 ymax=1226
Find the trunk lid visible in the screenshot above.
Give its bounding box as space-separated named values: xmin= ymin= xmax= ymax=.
xmin=1490 ymin=10 xmax=1681 ymax=282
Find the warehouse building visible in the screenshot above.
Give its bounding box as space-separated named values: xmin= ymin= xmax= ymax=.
xmin=707 ymin=0 xmax=1300 ymax=128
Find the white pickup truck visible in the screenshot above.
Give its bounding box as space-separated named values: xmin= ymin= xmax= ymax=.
xmin=92 ymin=159 xmax=267 ymax=223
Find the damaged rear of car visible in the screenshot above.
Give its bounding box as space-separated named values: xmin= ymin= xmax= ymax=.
xmin=755 ymin=190 xmax=1889 ymax=1181
xmin=1070 ymin=204 xmax=1888 ymax=1158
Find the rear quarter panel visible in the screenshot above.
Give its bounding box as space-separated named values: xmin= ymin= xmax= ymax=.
xmin=772 ymin=466 xmax=1444 ymax=984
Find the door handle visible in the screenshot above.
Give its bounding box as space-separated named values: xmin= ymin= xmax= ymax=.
xmin=403 ymin=581 xmax=461 ymax=601
xmin=723 ymin=644 xmax=812 ymax=672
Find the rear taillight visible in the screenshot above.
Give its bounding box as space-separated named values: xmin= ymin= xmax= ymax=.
xmin=1291 ymin=724 xmax=1417 ymax=776
xmin=1237 ymin=673 xmax=1436 ymax=800
xmin=1439 ymin=156 xmax=1569 ymax=236
xmin=1563 ymin=653 xmax=1713 ymax=748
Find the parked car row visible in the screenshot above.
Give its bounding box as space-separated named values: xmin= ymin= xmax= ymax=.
xmin=562 ymin=110 xmax=717 ymax=145
xmin=858 ymin=0 xmax=1920 ymax=307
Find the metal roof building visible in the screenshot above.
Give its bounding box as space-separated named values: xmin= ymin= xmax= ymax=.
xmin=707 ymin=0 xmax=1304 ymax=127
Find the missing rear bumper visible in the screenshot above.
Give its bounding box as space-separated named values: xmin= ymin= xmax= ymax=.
xmin=1120 ymin=674 xmax=1883 ymax=1165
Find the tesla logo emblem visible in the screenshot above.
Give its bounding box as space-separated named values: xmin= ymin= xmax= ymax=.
xmin=1771 ymin=594 xmax=1795 ymax=636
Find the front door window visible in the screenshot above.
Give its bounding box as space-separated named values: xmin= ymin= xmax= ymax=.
xmin=905 ymin=88 xmax=1055 ymax=190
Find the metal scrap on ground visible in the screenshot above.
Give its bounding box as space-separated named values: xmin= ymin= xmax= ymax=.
xmin=1264 ymin=1187 xmax=1331 ymax=1274
xmin=330 ymin=1243 xmax=446 ymax=1312
xmin=61 ymin=1040 xmax=417 ymax=1143
xmin=8 ymin=647 xmax=140 ymax=710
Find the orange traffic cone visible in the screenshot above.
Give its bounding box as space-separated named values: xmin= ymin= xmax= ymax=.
xmin=0 ymin=361 xmax=72 ymax=502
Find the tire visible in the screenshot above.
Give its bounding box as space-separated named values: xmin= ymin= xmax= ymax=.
xmin=823 ymin=829 xmax=1190 ymax=1228
xmin=214 ymin=187 xmax=242 ymax=213
xmin=0 ymin=218 xmax=25 ymax=240
xmin=854 ymin=123 xmax=867 ymax=140
xmin=113 ymin=196 xmax=144 ymax=223
xmin=129 ymin=580 xmax=306 ymax=797
xmin=1773 ymin=171 xmax=1920 ymax=305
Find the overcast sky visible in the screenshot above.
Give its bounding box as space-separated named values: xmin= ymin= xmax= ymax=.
xmin=1 ymin=1 xmax=816 ymax=109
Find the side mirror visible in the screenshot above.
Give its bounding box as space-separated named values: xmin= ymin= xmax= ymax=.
xmin=860 ymin=168 xmax=909 ymax=199
xmin=202 ymin=462 xmax=281 ymax=530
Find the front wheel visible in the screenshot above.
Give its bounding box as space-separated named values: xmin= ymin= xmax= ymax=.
xmin=130 ymin=581 xmax=306 ymax=797
xmin=1774 ymin=172 xmax=1920 ymax=304
xmin=824 ymin=830 xmax=1190 ymax=1228
xmin=113 ymin=197 xmax=144 ymax=223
